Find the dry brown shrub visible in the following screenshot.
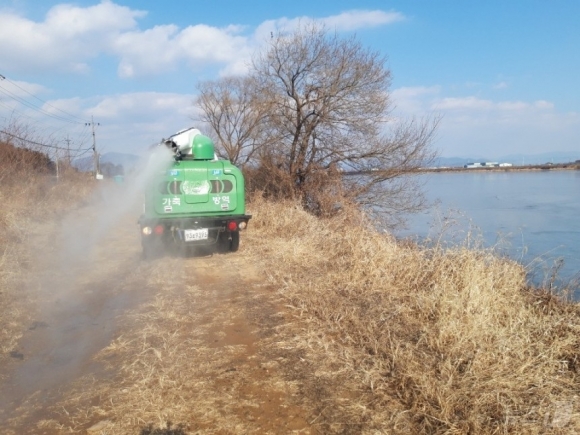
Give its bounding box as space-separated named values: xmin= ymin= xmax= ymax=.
xmin=244 ymin=194 xmax=580 ymax=434
xmin=245 ymin=160 xmax=356 ymax=219
xmin=0 ymin=140 xmax=54 ymax=182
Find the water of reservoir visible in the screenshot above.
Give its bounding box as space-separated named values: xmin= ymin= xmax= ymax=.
xmin=395 ymin=170 xmax=580 ymax=297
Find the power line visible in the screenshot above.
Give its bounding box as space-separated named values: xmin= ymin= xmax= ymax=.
xmin=0 ymin=100 xmax=91 ymax=150
xmin=0 ymin=73 xmax=86 ymax=124
xmin=0 ymin=85 xmax=83 ymax=125
xmin=72 ymin=146 xmax=94 ymax=160
xmin=0 ymin=100 xmax=38 ymax=122
xmin=0 ymin=75 xmax=93 ymax=160
xmin=0 ymin=129 xmax=91 ymax=153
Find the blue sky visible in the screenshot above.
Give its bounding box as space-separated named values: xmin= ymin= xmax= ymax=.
xmin=1 ymin=0 xmax=579 ymax=161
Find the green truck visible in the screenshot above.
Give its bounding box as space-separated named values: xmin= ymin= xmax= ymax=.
xmin=139 ymin=128 xmax=251 ymax=257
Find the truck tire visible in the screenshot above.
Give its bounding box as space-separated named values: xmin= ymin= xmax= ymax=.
xmin=217 ymin=231 xmax=240 ymax=253
xmin=230 ymin=231 xmax=240 ymax=252
xmin=217 ymin=232 xmax=229 ymax=253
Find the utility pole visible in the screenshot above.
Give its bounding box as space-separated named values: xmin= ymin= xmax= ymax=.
xmin=64 ymin=134 xmax=71 ymax=165
xmin=85 ymin=116 xmax=100 ymax=177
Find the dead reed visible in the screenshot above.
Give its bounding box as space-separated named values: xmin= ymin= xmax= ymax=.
xmin=243 ymin=195 xmax=580 ymax=434
xmin=2 ymin=156 xmax=579 ymax=434
xmin=42 ymin=194 xmax=579 ymax=434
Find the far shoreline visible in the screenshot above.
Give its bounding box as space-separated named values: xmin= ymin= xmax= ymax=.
xmin=344 ymin=162 xmax=580 ymax=176
xmin=419 ymin=162 xmax=580 ymax=173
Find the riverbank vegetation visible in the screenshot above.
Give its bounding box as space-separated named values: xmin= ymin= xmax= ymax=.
xmin=245 ymin=195 xmax=580 ymax=433
xmin=1 ymin=139 xmax=579 ymax=432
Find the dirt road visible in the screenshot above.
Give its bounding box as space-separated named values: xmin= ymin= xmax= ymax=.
xmin=0 ymin=185 xmax=313 ymax=434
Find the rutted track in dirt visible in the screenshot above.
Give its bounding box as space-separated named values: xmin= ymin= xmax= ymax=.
xmin=162 ymin=256 xmax=312 ymax=433
xmin=0 ymin=189 xmax=313 ymax=434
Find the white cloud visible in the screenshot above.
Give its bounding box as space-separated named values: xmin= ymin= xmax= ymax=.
xmin=42 ymin=96 xmax=84 ymax=116
xmin=0 ymin=88 xmax=199 ymax=154
xmin=321 ymin=10 xmax=405 ymax=31
xmin=113 ymin=24 xmax=252 ymax=78
xmin=44 ymin=1 xmax=142 ymax=37
xmin=85 ymin=92 xmax=198 ymax=151
xmin=0 ymin=1 xmax=253 ymax=77
xmin=0 ymin=1 xmax=145 ymax=72
xmin=433 ymin=96 xmax=555 ymax=115
xmin=0 ymin=79 xmax=47 ymax=98
xmin=534 ymin=100 xmax=554 ymax=110
xmin=496 ymin=101 xmax=529 ymax=111
xmin=0 ymin=78 xmax=87 ymax=130
xmin=390 ymin=86 xmax=579 ymax=156
xmin=89 ymin=92 xmax=194 ymax=119
xmin=391 ymin=86 xmax=440 ymax=113
xmin=0 ymin=3 xmax=404 ymax=78
xmin=254 ymin=9 xmax=404 ymax=44
xmin=436 ymin=97 xmax=494 ymax=111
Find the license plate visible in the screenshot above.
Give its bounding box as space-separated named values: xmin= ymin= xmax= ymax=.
xmin=184 ymin=228 xmax=208 ymax=241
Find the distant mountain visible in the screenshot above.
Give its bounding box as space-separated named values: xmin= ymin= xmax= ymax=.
xmin=73 ymin=152 xmax=140 ymax=173
xmin=101 ymin=152 xmax=141 ymax=169
xmin=497 ymin=151 xmax=580 ymax=165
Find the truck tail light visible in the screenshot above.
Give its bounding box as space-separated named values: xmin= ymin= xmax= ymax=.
xmin=154 ymin=225 xmax=164 ymax=235
xmin=227 ymin=221 xmax=238 ymax=231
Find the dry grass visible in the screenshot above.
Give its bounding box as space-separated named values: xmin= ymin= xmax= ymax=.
xmin=2 ymin=152 xmax=579 ymax=434
xmin=0 ymin=147 xmax=94 ymax=367
xmin=242 ymin=195 xmax=580 ymax=434
xmin=18 ymin=193 xmax=579 ymax=434
xmin=35 ymin=255 xmax=308 ymax=434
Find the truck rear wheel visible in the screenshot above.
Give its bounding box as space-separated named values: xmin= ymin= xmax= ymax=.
xmin=217 ymin=231 xmax=240 ymax=253
xmin=230 ymin=231 xmax=240 ymax=252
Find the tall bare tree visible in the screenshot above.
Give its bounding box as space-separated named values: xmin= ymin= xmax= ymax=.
xmin=196 ymin=23 xmax=439 ymax=227
xmin=196 ymin=76 xmax=270 ymax=167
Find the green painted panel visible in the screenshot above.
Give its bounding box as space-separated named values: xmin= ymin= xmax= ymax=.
xmin=144 ymin=157 xmax=246 ymax=218
xmin=182 ymin=167 xmax=210 ymax=204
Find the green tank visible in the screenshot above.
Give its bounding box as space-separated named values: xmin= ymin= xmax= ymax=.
xmin=139 ymin=128 xmax=251 ymax=257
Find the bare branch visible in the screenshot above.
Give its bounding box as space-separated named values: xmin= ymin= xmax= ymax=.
xmin=195 ymin=76 xmax=271 ymax=168
xmin=195 ymin=23 xmax=439 ymax=228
